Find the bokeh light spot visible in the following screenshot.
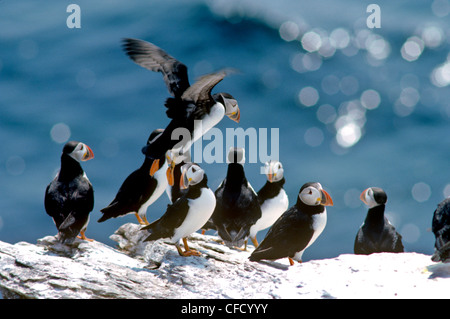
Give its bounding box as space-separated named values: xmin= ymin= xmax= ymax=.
xmin=360 ymin=89 xmax=381 ymax=110
xmin=298 ymin=86 xmax=319 ymax=107
xmin=411 ymin=182 xmax=431 ymax=203
xmin=50 ymin=123 xmax=71 ymax=144
xmin=301 ymin=31 xmax=322 ymax=52
xmin=304 ymin=127 xmax=324 ymax=147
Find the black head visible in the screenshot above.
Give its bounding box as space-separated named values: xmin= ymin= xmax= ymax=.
xmin=63 ymin=141 xmax=80 ymax=155
xmin=62 ymin=141 xmax=94 ymax=162
xmin=213 ymin=92 xmax=240 ymax=123
xmin=360 ymin=187 xmax=387 ymax=208
xmin=214 ymin=92 xmax=235 ymax=101
xmin=147 ymin=128 xmax=164 ymax=145
xmin=141 ymin=128 xmax=164 ymax=159
xmin=298 ymin=182 xmax=334 ymax=207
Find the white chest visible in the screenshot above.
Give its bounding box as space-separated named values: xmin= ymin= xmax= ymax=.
xmin=192 ymin=103 xmax=225 ymax=143
xmin=137 ymin=161 xmax=168 ymax=216
xmin=251 ymin=189 xmax=289 ymax=236
xmin=293 ymin=210 xmax=327 ymax=262
xmin=308 ymin=210 xmax=327 ymax=248
xmin=172 ymin=187 xmax=216 ymax=243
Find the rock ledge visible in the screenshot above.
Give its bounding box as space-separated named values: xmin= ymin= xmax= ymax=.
xmin=0 ymin=223 xmax=449 ymax=299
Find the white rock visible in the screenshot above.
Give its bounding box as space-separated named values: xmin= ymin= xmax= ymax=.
xmin=0 ymin=222 xmax=449 ymax=299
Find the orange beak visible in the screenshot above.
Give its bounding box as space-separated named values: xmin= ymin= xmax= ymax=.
xmin=82 ymin=144 xmax=94 ymax=161
xmin=166 ymin=162 xmax=175 ymax=186
xmin=267 ymin=165 xmax=274 ymax=183
xmin=228 ymin=107 xmax=240 ymax=123
xmin=149 ymin=159 xmax=160 ymax=176
xmin=179 ymin=168 xmax=189 ymax=190
xmin=321 ymin=189 xmax=334 ymax=206
xmin=360 ymin=188 xmax=369 ymax=205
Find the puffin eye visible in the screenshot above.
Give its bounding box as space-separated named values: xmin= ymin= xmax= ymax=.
xmin=308 ymin=189 xmax=313 ymax=195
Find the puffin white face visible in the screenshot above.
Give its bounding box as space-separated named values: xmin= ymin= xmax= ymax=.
xmin=166 ymin=148 xmax=186 ymax=166
xmin=264 ymin=160 xmax=284 ymax=183
xmin=222 ymin=94 xmax=240 ymax=123
xmin=180 ymin=164 xmax=204 ymax=189
xmin=299 ymin=183 xmax=334 ymax=207
xmin=360 ymin=187 xmax=386 ymax=208
xmin=68 ymin=142 xmax=94 ymax=162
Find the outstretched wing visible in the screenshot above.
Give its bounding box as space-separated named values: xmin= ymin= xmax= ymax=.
xmin=122 ymin=38 xmax=190 ymax=98
xmin=181 ymin=69 xmax=233 ymax=118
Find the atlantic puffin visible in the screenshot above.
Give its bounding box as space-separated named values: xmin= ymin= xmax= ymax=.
xmin=249 ymin=160 xmax=289 ymax=247
xmin=431 ymin=197 xmax=450 ymax=261
xmin=44 ymin=141 xmax=95 ymax=244
xmin=249 ymin=182 xmax=333 ymax=265
xmin=165 ymin=148 xmax=189 ymax=203
xmin=354 ymin=187 xmax=404 ymax=255
xmin=98 ymin=129 xmax=168 ymax=225
xmin=210 ymin=147 xmax=261 ymax=249
xmin=142 ymin=163 xmax=216 ymax=257
xmin=123 ymin=38 xmax=240 ymax=173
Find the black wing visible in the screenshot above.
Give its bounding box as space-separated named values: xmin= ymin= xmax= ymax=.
xmin=44 ymin=179 xmax=65 ymax=227
xmin=380 ymin=223 xmax=404 ymax=253
xmin=50 ymin=177 xmax=94 ymax=243
xmin=181 ymin=69 xmax=231 ymax=118
xmin=142 ymin=197 xmax=190 ymax=241
xmin=122 ymin=38 xmax=190 ymax=98
xmin=212 ymin=180 xmax=261 ymax=246
xmin=250 ymin=206 xmax=314 ymax=261
xmin=354 ymin=227 xmax=376 ymax=255
xmin=354 ymin=220 xmax=404 ymax=254
xmin=432 ymin=198 xmax=450 ymax=250
xmin=44 ymin=176 xmax=94 ymax=229
xmin=98 ymin=166 xmax=158 ymax=222
xmin=58 ymin=211 xmax=89 ymax=244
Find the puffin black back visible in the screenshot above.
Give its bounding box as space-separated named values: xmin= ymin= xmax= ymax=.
xmin=44 ymin=141 xmax=95 ymax=243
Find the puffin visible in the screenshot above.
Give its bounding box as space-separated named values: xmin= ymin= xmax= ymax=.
xmin=44 ymin=141 xmax=95 ymax=244
xmin=249 ymin=182 xmax=333 ymax=265
xmin=98 ymin=129 xmax=168 ymax=225
xmin=431 ymin=197 xmax=450 ymax=262
xmin=142 ymin=163 xmax=216 ymax=257
xmin=122 ymin=38 xmax=240 ymax=174
xmin=210 ymin=147 xmax=261 ymax=249
xmin=354 ymin=187 xmax=404 ymax=255
xmin=249 ymin=160 xmax=289 ymax=247
xmin=165 ymin=148 xmax=189 ymax=203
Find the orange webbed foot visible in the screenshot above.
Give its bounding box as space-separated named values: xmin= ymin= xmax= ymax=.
xmin=78 ymin=230 xmax=94 ymax=242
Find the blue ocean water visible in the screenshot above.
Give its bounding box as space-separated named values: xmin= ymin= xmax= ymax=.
xmin=1 ymin=0 xmax=450 ymax=262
